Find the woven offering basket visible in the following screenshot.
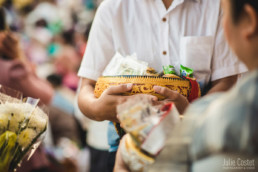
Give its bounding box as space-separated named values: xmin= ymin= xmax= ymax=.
xmin=94 ymin=75 xmax=201 ymax=102
xmin=94 ymin=75 xmax=201 ymax=138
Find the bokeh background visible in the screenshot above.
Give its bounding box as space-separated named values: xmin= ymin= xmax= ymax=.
xmin=0 ymin=1 xmax=109 ymax=172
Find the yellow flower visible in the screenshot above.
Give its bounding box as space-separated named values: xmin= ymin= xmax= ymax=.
xmin=0 ymin=131 xmax=17 ymax=172
xmin=27 ymin=107 xmax=48 ymax=134
xmin=17 ymin=128 xmax=37 ymax=149
xmin=0 ymin=113 xmax=9 ymax=135
xmin=0 ymin=102 xmax=47 ymax=150
xmin=0 ymin=103 xmax=27 ymax=133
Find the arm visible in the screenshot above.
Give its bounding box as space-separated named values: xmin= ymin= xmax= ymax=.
xmin=19 ymin=71 xmax=54 ymax=105
xmin=78 ymin=78 xmax=99 ymax=121
xmin=78 ymin=78 xmax=133 ymax=122
xmin=0 ymin=32 xmax=54 ymax=105
xmin=78 ymin=78 xmax=158 ymax=122
xmin=7 ymin=60 xmax=54 ymax=105
xmin=207 ymin=75 xmax=238 ymax=94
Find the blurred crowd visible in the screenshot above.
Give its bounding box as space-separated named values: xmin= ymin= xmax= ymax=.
xmin=0 ymin=0 xmax=108 ymax=172
xmin=1 ymin=0 xmax=258 ymax=172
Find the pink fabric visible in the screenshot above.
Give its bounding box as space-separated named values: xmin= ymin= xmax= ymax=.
xmin=0 ymin=59 xmax=28 ymax=86
xmin=62 ymin=72 xmax=79 ymax=91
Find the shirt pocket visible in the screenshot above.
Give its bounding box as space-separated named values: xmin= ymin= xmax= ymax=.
xmin=180 ymin=36 xmax=214 ymax=85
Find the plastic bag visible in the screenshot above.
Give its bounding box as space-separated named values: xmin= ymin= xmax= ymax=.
xmin=102 ymin=52 xmax=148 ymax=76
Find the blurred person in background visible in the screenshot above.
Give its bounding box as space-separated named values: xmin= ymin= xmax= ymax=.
xmin=74 ymin=22 xmax=91 ymax=59
xmin=0 ymin=32 xmax=85 ymax=172
xmin=1 ymin=0 xmax=104 ymax=171
xmin=0 ymin=0 xmax=22 ymax=31
xmin=53 ymin=30 xmax=81 ymax=91
xmin=0 ymin=18 xmax=82 ymax=172
xmin=0 ymin=31 xmax=54 ymax=105
xmin=0 ymin=29 xmax=53 ymax=172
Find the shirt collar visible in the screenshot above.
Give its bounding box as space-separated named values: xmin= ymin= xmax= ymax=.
xmin=154 ymin=0 xmax=201 ymax=18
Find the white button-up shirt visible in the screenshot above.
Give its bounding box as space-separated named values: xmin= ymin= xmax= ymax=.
xmin=78 ymin=0 xmax=247 ymax=91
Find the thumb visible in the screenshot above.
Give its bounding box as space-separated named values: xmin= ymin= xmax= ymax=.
xmin=153 ymin=86 xmax=179 ymax=100
xmin=106 ymin=83 xmax=133 ymax=95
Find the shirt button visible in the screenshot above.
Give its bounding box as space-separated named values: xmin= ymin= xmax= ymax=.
xmin=163 ymin=51 xmax=167 ymax=55
xmin=162 ymin=17 xmax=167 ymax=22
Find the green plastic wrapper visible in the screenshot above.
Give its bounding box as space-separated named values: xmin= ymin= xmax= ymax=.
xmin=163 ymin=65 xmax=176 ymax=75
xmin=180 ymin=64 xmax=194 ymax=78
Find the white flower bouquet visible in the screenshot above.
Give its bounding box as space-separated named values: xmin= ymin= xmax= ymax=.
xmin=0 ymin=85 xmax=48 ymax=172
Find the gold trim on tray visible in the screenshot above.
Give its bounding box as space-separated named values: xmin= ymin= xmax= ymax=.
xmin=94 ymin=76 xmax=192 ymax=100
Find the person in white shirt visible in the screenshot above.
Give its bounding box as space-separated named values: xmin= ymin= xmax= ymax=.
xmin=77 ymin=0 xmax=248 ymax=171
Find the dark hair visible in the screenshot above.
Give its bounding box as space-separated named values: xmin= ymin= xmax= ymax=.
xmin=84 ymin=22 xmax=92 ymax=41
xmin=231 ymin=0 xmax=258 ymax=23
xmin=62 ymin=29 xmax=75 ymax=45
xmin=47 ymin=74 xmax=63 ymax=87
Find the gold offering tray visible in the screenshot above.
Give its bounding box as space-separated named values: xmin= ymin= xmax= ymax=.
xmin=94 ymin=75 xmax=195 ymax=100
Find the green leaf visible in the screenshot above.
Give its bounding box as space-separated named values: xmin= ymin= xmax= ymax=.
xmin=0 ymin=131 xmax=17 ymax=172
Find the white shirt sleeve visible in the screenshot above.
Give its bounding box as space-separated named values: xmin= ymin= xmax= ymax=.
xmin=211 ymin=9 xmax=248 ymax=81
xmin=78 ymin=1 xmax=115 ymax=81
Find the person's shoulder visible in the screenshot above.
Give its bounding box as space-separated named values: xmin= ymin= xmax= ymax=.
xmin=199 ymin=0 xmax=220 ymax=5
xmin=196 ymin=0 xmax=221 ymax=11
xmin=96 ymin=0 xmax=137 ymax=22
xmin=96 ymin=0 xmax=120 ymax=18
xmin=98 ymin=0 xmax=135 ymax=13
xmin=186 ymin=71 xmax=258 ymax=118
xmin=234 ymin=71 xmax=258 ymax=105
xmin=100 ymin=0 xmax=133 ymax=6
xmin=98 ymin=0 xmax=127 ymax=9
xmin=211 ymin=71 xmax=258 ymax=115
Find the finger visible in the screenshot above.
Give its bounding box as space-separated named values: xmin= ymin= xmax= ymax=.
xmin=149 ymin=95 xmax=158 ymax=102
xmin=131 ymin=94 xmax=158 ymax=102
xmin=153 ymin=86 xmax=179 ymax=100
xmin=106 ymin=83 xmax=133 ymax=95
xmin=139 ymin=94 xmax=158 ymax=101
